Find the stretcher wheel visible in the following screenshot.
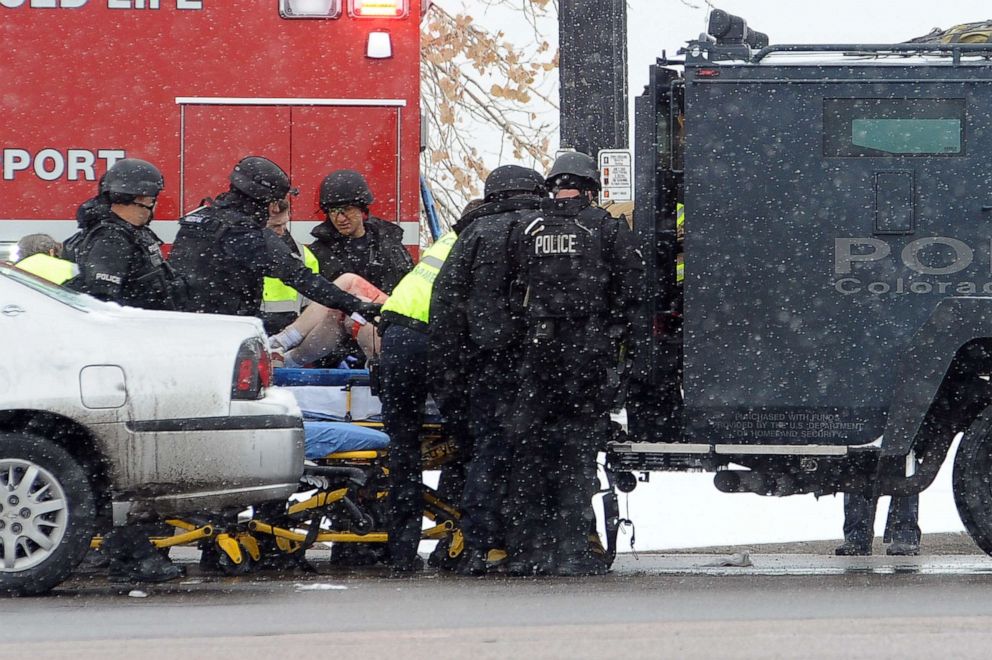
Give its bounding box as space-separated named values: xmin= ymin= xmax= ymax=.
xmin=217 ymin=549 xmax=254 ymax=576
xmin=199 ymin=539 xmax=255 ymax=576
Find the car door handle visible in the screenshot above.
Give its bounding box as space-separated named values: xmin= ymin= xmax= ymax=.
xmin=1 ymin=305 xmax=25 ymax=317
xmin=983 ymin=205 xmax=992 ymax=212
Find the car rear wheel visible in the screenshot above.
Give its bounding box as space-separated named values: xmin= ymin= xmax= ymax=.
xmin=0 ymin=432 xmax=96 ymax=596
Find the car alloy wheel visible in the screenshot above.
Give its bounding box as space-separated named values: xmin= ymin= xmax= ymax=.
xmin=0 ymin=458 xmax=70 ymax=572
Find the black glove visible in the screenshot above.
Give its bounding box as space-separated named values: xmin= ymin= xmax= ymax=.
xmin=353 ymin=302 xmax=382 ymax=325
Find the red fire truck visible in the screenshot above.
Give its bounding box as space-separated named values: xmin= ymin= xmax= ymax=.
xmin=0 ymin=0 xmax=424 ymax=259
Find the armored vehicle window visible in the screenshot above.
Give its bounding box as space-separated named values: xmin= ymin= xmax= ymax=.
xmin=823 ymin=98 xmax=965 ymax=157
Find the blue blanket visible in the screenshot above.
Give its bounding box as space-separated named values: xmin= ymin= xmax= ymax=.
xmin=304 ymin=421 xmax=390 ymax=459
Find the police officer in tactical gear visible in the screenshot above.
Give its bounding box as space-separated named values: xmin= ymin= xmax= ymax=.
xmin=502 ymin=152 xmax=641 ymax=577
xmin=309 ymin=169 xmax=413 ymax=295
xmin=65 ymin=158 xmax=184 ymax=311
xmin=429 ymin=165 xmax=548 ymax=575
xmin=169 ymin=157 xmax=378 ymax=321
xmin=65 ymin=158 xmax=186 ymax=583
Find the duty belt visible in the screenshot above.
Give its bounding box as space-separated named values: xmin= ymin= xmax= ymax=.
xmin=380 ymin=310 xmax=430 ymax=335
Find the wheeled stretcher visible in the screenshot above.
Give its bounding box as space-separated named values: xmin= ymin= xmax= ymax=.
xmin=93 ymin=368 xmax=621 ymax=574
xmin=136 ymin=369 xmax=465 ymax=574
xmin=243 ymin=368 xmax=467 ymax=571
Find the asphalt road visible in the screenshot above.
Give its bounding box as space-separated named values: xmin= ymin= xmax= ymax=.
xmin=5 ymin=552 xmax=992 ymax=659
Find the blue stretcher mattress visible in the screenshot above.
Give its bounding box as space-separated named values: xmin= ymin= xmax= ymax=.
xmin=274 ymin=368 xmax=370 ymax=387
xmin=304 ymin=421 xmax=389 ymax=459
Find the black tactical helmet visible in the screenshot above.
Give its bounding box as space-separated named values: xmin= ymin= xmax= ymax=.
xmin=484 ymin=165 xmax=546 ymax=201
xmin=546 ymin=151 xmax=601 ymax=192
xmin=229 ymin=157 xmax=293 ymax=203
xmin=319 ymin=170 xmax=374 ymax=211
xmin=101 ymin=158 xmax=164 ymax=197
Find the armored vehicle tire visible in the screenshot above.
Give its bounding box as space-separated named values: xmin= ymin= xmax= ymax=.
xmin=952 ymin=411 xmax=992 ymax=556
xmin=0 ymin=432 xmax=96 ymax=596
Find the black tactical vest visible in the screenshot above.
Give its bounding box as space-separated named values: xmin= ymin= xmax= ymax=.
xmin=168 ymin=206 xmax=267 ymax=316
xmin=69 ymin=220 xmax=183 ymax=311
xmin=517 ymin=202 xmax=611 ymax=320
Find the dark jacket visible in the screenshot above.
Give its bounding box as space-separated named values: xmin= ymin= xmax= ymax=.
xmin=309 ymin=216 xmax=413 ymax=294
xmin=168 ymin=191 xmax=366 ymax=317
xmin=64 ymin=202 xmax=184 ymax=312
xmin=428 ymin=195 xmax=544 ymax=404
xmin=431 ymin=196 xmax=544 ymax=357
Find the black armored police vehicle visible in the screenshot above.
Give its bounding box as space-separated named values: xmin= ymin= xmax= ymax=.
xmin=610 ymin=10 xmax=992 ymax=554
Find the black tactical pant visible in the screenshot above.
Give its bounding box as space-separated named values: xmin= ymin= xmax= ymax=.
xmin=459 ymin=351 xmax=517 ymax=552
xmin=504 ymin=322 xmax=611 ymax=565
xmin=843 ymin=493 xmax=920 ymax=547
xmin=380 ymin=323 xmax=431 ymax=567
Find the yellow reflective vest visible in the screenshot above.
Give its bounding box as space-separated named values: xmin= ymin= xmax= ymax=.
xmin=15 ymin=253 xmax=77 ymax=285
xmin=381 ymin=231 xmax=458 ymax=326
xmin=262 ymin=244 xmax=319 ymax=314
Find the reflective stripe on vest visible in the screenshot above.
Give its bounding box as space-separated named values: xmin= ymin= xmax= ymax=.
xmin=16 ymin=253 xmax=78 ymax=285
xmin=381 ymin=231 xmax=458 ymax=324
xmin=676 ymin=203 xmax=685 ymax=230
xmin=262 ymin=244 xmax=319 ymax=314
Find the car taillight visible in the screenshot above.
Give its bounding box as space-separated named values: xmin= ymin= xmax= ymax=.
xmin=231 ymin=338 xmax=268 ymax=400
xmin=349 ymin=0 xmax=408 ymax=18
xmin=258 ymin=348 xmax=273 ymax=389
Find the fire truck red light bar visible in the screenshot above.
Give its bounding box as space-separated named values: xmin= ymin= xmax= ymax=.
xmin=350 ymin=0 xmax=408 ymax=18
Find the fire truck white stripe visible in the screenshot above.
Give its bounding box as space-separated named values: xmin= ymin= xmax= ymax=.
xmin=175 ymin=97 xmax=407 ymax=107
xmin=0 ymin=219 xmax=422 ymax=248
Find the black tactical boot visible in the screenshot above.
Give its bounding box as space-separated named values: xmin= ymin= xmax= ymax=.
xmin=455 ymin=548 xmax=489 ymax=576
xmin=506 ymin=552 xmax=555 ymax=577
xmin=886 ymin=541 xmax=920 ymax=556
xmin=105 ymin=525 xmax=184 ymax=583
xmin=109 ymin=552 xmax=184 ymax=583
xmin=428 ymin=537 xmax=459 ymax=572
xmin=330 ymin=542 xmax=386 ymax=567
xmin=555 ymin=553 xmax=608 ymax=577
xmin=834 ymin=540 xmax=872 ymax=556
xmin=388 ymin=555 xmax=425 ymax=578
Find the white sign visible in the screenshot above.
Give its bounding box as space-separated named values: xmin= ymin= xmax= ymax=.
xmin=598 ymin=149 xmax=632 ymax=205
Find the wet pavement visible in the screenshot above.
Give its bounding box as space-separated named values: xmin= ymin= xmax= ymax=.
xmin=5 ymin=552 xmax=992 ymax=658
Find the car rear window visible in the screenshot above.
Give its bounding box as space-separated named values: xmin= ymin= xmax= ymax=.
xmin=0 ymin=264 xmax=103 ymax=312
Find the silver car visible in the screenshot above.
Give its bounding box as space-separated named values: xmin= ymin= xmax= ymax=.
xmin=0 ymin=264 xmax=304 ymax=595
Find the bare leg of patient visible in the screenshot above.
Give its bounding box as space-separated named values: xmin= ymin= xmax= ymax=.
xmin=274 ymin=273 xmax=387 ymax=366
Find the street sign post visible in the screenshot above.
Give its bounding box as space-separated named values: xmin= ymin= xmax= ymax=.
xmin=598 ymin=148 xmax=633 ymax=205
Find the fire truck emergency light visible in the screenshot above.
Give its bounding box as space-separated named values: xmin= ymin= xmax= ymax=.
xmin=367 ymin=31 xmax=394 ymax=59
xmin=281 ymin=0 xmax=342 ymax=18
xmin=350 ymin=0 xmax=408 ymax=18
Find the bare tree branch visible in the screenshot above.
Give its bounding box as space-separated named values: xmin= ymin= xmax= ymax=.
xmin=420 ymin=0 xmax=558 ymax=232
